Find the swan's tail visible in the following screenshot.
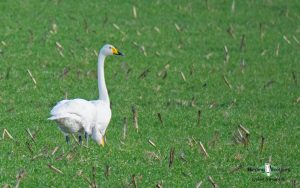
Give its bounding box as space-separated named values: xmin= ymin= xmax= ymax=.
xmin=48 ymin=115 xmax=69 ymax=121
xmin=48 ymin=116 xmax=57 ymax=121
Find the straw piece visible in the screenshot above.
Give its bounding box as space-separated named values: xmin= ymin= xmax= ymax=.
xmin=47 ymin=164 xmax=63 ymax=174
xmin=132 ymin=6 xmax=137 ymax=18
xmin=199 ymin=142 xmax=209 ymax=158
xmin=27 ymin=69 xmax=37 ymax=85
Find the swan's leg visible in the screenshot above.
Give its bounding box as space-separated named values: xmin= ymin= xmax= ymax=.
xmin=65 ymin=135 xmax=70 ymax=144
xmin=78 ymin=135 xmax=82 ymax=144
xmin=85 ymin=132 xmax=89 ymax=146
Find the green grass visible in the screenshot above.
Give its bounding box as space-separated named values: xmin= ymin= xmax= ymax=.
xmin=1 ymin=0 xmax=299 ymax=187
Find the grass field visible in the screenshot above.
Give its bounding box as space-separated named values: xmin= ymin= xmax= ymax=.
xmin=1 ymin=0 xmax=299 ymax=187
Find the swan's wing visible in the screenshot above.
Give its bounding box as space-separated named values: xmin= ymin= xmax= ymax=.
xmin=48 ymin=99 xmax=96 ymax=134
xmin=49 ymin=99 xmax=93 ymax=118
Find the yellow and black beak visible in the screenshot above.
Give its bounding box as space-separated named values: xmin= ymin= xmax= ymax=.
xmin=99 ymin=138 xmax=105 ymax=147
xmin=112 ymin=47 xmax=124 ymax=56
xmin=100 ymin=138 xmax=105 ymax=147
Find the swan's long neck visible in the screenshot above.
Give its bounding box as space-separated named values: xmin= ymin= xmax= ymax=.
xmin=97 ymin=53 xmax=110 ymax=104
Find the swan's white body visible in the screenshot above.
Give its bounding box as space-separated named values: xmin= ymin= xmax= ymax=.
xmin=48 ymin=99 xmax=111 ymax=136
xmin=48 ymin=44 xmax=123 ymax=146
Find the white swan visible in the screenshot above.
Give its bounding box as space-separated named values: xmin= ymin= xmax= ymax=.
xmin=48 ymin=44 xmax=124 ymax=146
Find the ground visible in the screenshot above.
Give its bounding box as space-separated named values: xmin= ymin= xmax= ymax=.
xmin=0 ymin=0 xmax=299 ymax=187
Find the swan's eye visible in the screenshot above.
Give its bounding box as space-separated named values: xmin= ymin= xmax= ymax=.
xmin=109 ymin=46 xmax=112 ymax=49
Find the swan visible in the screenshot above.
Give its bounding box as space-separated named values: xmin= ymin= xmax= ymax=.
xmin=48 ymin=44 xmax=124 ymax=146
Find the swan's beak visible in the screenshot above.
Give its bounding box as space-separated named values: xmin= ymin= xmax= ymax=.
xmin=99 ymin=138 xmax=105 ymax=147
xmin=117 ymin=51 xmax=124 ymax=56
xmin=112 ymin=47 xmax=124 ymax=56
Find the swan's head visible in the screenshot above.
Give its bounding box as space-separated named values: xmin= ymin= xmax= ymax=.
xmin=92 ymin=128 xmax=105 ymax=147
xmin=100 ymin=44 xmax=124 ymax=57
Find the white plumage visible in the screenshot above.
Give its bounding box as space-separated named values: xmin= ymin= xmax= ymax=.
xmin=49 ymin=99 xmax=97 ymax=135
xmin=48 ymin=44 xmax=123 ymax=146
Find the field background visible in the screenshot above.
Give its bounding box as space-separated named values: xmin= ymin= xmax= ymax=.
xmin=0 ymin=0 xmax=299 ymax=187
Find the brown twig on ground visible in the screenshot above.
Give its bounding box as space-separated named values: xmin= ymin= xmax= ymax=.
xmin=132 ymin=6 xmax=137 ymax=18
xmin=66 ymin=151 xmax=75 ymax=161
xmin=231 ymin=0 xmax=235 ymax=12
xmin=223 ymin=75 xmax=232 ymax=89
xmin=92 ymin=166 xmax=98 ymax=188
xmin=154 ymin=26 xmax=161 ymax=33
xmin=2 ymin=129 xmax=15 ymax=141
xmin=264 ymin=80 xmax=275 ymax=89
xmin=291 ymin=179 xmax=297 ymax=188
xmin=199 ymin=142 xmax=209 ymax=158
xmin=275 ymin=43 xmax=280 ymax=56
xmin=60 ymin=67 xmax=70 ymax=78
xmin=175 ymin=23 xmax=181 ymax=32
xmin=55 ymin=41 xmax=63 ymax=50
xmin=132 ymin=106 xmax=139 ymax=132
xmin=55 ymin=146 xmax=77 ymax=161
xmin=179 ymin=151 xmax=187 ymax=162
xmin=283 ymin=35 xmax=291 ymax=44
xmin=240 ymin=34 xmax=245 ymax=50
xmin=190 ymin=63 xmax=195 ymax=75
xmin=72 ymin=134 xmax=80 ymax=145
xmin=25 ymin=128 xmax=36 ymax=143
xmin=224 ymin=45 xmax=229 ymax=64
xmin=55 ymin=152 xmax=65 ymax=161
xmin=140 ymin=45 xmax=147 ymax=56
xmin=27 ymin=69 xmax=37 ymax=85
xmin=132 ymin=174 xmax=138 ymax=188
xmin=197 ymin=110 xmax=202 ymax=126
xmin=260 ymin=136 xmax=265 ymax=153
xmin=47 ymin=164 xmax=63 ymax=174
xmin=209 ymin=131 xmax=220 ymax=147
xmin=205 ymin=0 xmax=209 ymax=10
xmin=26 ymin=141 xmax=34 ymax=154
xmin=239 ymin=124 xmax=250 ymax=135
xmin=292 ymin=71 xmax=297 ymax=85
xmin=156 ymin=182 xmax=163 ymax=188
xmin=195 ymin=181 xmax=203 ymax=188
xmin=230 ymin=164 xmax=243 ymax=173
xmin=148 ymin=139 xmax=156 ymax=148
xmin=208 ymin=176 xmax=219 ymax=188
xmin=50 ymin=146 xmax=59 ymax=156
xmin=104 ymin=165 xmax=111 ymax=178
xmin=138 ymin=68 xmax=150 ymax=79
xmin=123 ymin=117 xmax=128 ymax=140
xmin=83 ymin=19 xmax=89 ymax=33
xmin=2 ymin=184 xmax=10 ymax=188
xmin=233 ymin=125 xmax=250 ymax=146
xmin=293 ymin=35 xmax=299 ymax=44
xmin=113 ymin=23 xmax=120 ymax=31
xmin=77 ymin=170 xmax=93 ymax=187
xmin=169 ymin=147 xmax=175 ymax=168
xmin=296 ymin=96 xmax=300 ymax=104
xmin=227 ymin=25 xmax=235 ymax=38
xmin=180 ymin=72 xmax=186 ymax=81
xmin=259 ymin=23 xmax=264 ymax=39
xmin=145 ymin=151 xmax=160 ymax=161
xmin=15 ymin=169 xmax=26 ymax=188
xmin=240 ymin=59 xmax=246 ymax=74
xmin=157 ymin=64 xmax=170 ymax=79
xmin=31 ymin=153 xmax=43 ymax=160
xmin=191 ymin=97 xmax=196 ymax=107
xmin=157 ymin=113 xmax=163 ymax=125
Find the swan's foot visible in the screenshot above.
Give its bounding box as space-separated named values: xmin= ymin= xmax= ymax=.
xmin=65 ymin=135 xmax=70 ymax=145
